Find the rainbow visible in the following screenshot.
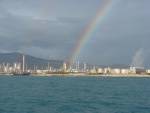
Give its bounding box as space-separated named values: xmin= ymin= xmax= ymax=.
xmin=69 ymin=0 xmax=116 ymax=68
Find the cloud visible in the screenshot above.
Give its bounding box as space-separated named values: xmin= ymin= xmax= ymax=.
xmin=57 ymin=16 xmax=84 ymax=24
xmin=22 ymin=46 xmax=68 ymax=60
xmin=0 ymin=0 xmax=150 ymax=67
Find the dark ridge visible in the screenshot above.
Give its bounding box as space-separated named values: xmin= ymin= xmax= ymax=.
xmin=0 ymin=52 xmax=130 ymax=70
xmin=0 ymin=52 xmax=63 ymax=69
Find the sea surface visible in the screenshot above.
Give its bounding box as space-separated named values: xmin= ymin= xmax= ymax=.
xmin=0 ymin=76 xmax=150 ymax=113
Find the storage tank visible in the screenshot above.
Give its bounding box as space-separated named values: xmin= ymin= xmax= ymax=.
xmin=147 ymin=70 xmax=150 ymax=75
xmin=114 ymin=68 xmax=121 ymax=74
xmin=121 ymin=69 xmax=129 ymax=74
xmin=98 ymin=68 xmax=103 ymax=74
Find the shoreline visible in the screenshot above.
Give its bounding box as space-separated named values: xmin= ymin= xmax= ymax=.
xmin=1 ymin=73 xmax=150 ymax=77
xmin=29 ymin=74 xmax=150 ymax=77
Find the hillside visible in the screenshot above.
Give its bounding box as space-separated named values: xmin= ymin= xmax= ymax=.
xmin=0 ymin=52 xmax=130 ymax=70
xmin=0 ymin=52 xmax=63 ymax=70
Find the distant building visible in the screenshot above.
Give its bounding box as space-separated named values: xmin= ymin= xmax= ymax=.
xmin=114 ymin=68 xmax=121 ymax=74
xmin=146 ymin=70 xmax=150 ymax=75
xmin=14 ymin=62 xmax=21 ymax=72
xmin=90 ymin=67 xmax=103 ymax=74
xmin=121 ymin=69 xmax=129 ymax=74
xmin=103 ymin=67 xmax=111 ymax=74
xmin=130 ymin=67 xmax=145 ymax=74
xmin=97 ymin=68 xmax=103 ymax=74
xmin=90 ymin=67 xmax=96 ymax=74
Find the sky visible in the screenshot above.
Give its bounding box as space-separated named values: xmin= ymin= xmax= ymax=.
xmin=0 ymin=0 xmax=150 ymax=67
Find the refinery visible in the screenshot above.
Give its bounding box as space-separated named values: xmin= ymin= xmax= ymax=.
xmin=0 ymin=54 xmax=150 ymax=76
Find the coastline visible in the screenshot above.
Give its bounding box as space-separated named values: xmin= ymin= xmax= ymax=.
xmin=29 ymin=74 xmax=150 ymax=77
xmin=1 ymin=73 xmax=150 ymax=77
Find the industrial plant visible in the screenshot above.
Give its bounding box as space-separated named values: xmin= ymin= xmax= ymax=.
xmin=0 ymin=54 xmax=150 ymax=76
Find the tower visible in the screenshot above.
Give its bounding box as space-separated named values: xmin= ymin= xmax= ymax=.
xmin=48 ymin=62 xmax=50 ymax=71
xmin=84 ymin=62 xmax=86 ymax=72
xmin=63 ymin=59 xmax=67 ymax=72
xmin=23 ymin=54 xmax=25 ymax=72
xmin=76 ymin=61 xmax=78 ymax=70
xmin=77 ymin=61 xmax=79 ymax=71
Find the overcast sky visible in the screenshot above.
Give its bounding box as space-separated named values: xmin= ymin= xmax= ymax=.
xmin=0 ymin=0 xmax=150 ymax=67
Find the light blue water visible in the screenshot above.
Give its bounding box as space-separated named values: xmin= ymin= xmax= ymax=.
xmin=0 ymin=76 xmax=150 ymax=113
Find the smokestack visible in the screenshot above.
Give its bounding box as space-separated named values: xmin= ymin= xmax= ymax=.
xmin=23 ymin=54 xmax=25 ymax=72
xmin=84 ymin=62 xmax=86 ymax=71
xmin=76 ymin=62 xmax=78 ymax=70
xmin=78 ymin=61 xmax=79 ymax=71
xmin=48 ymin=62 xmax=50 ymax=71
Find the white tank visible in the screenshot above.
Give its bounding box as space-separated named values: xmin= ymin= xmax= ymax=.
xmin=114 ymin=68 xmax=121 ymax=74
xmin=121 ymin=69 xmax=129 ymax=74
xmin=147 ymin=70 xmax=150 ymax=74
xmin=98 ymin=68 xmax=103 ymax=74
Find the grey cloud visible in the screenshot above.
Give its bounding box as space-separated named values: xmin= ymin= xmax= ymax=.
xmin=57 ymin=16 xmax=85 ymax=24
xmin=0 ymin=9 xmax=84 ymax=57
xmin=0 ymin=0 xmax=150 ymax=67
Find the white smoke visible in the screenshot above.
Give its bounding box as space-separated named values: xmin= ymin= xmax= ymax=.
xmin=131 ymin=48 xmax=146 ymax=67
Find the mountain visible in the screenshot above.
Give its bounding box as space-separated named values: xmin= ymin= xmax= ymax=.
xmin=109 ymin=64 xmax=130 ymax=69
xmin=0 ymin=52 xmax=96 ymax=70
xmin=0 ymin=52 xmax=130 ymax=70
xmin=0 ymin=52 xmax=63 ymax=70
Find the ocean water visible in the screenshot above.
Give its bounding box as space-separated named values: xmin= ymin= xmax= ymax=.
xmin=0 ymin=76 xmax=150 ymax=113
